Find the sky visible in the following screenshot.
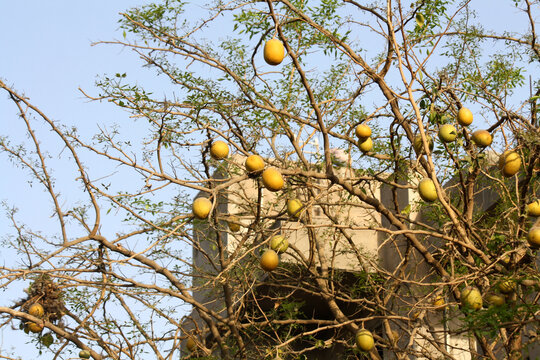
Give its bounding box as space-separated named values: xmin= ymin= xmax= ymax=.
xmin=0 ymin=0 xmax=537 ymax=358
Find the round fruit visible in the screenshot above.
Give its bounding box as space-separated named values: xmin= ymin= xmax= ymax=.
xmin=457 ymin=107 xmax=473 ymax=126
xmin=413 ymin=135 xmax=434 ymax=154
xmin=471 ymin=130 xmax=493 ymax=147
xmin=498 ymin=150 xmax=521 ymax=177
xmin=484 ymin=293 xmax=505 ymax=307
xmin=260 ymin=249 xmax=279 ymax=271
xmin=262 ymin=168 xmax=284 ymax=192
xmin=270 ymin=235 xmax=289 ymax=253
xmin=263 ymin=38 xmax=285 ymax=66
xmin=40 ymin=332 xmax=54 ymax=347
xmin=227 ymin=215 xmax=241 ymax=232
xmin=526 ymin=200 xmax=540 ymax=217
xmin=438 ymin=124 xmax=457 ymax=143
xmin=192 ymin=197 xmax=212 ymax=219
xmin=26 ymin=322 xmax=44 ymax=333
xmin=527 ymin=228 xmax=540 ymax=248
xmin=28 ymin=303 xmax=44 ymax=318
xmin=358 ymin=137 xmax=373 ymax=153
xmin=433 ymin=296 xmax=445 ymax=309
xmin=186 ymin=337 xmax=197 ymax=352
xmin=355 ymin=329 xmax=375 ymax=352
xmin=287 ymin=199 xmax=303 ymax=218
xmin=210 ymin=141 xmax=229 ymax=160
xmin=498 ymin=279 xmax=515 ymax=294
xmin=355 ymin=124 xmax=371 ymax=139
xmin=245 ymin=155 xmax=265 ymax=176
xmin=460 ymin=287 xmax=482 ymax=310
xmin=79 ymin=350 xmax=91 ymax=359
xmin=418 ymin=178 xmax=438 ymax=202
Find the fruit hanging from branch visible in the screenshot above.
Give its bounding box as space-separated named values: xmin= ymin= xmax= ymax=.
xmin=457 ymin=107 xmax=473 ymax=126
xmin=210 ymin=141 xmax=229 ymax=160
xmin=262 ymin=168 xmax=284 ymax=192
xmin=192 ymin=197 xmax=213 ymax=219
xmin=263 ymin=38 xmax=285 ymax=65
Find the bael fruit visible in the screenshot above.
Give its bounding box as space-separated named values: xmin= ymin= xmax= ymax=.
xmin=526 ymin=200 xmax=540 ymax=217
xmin=270 ymin=235 xmax=289 ymax=253
xmin=498 ymin=150 xmax=521 ymax=177
xmin=287 ymin=199 xmax=303 ymax=218
xmin=28 ymin=303 xmax=45 ymax=318
xmin=457 ymin=107 xmax=473 ymax=126
xmin=413 ymin=135 xmax=434 ymax=154
xmin=227 ymin=215 xmax=241 ymax=232
xmin=418 ymin=178 xmax=438 ymax=202
xmin=527 ymin=228 xmax=540 ymax=248
xmin=471 ymin=130 xmax=493 ymax=147
xmin=26 ymin=322 xmax=44 ymax=333
xmin=186 ymin=337 xmax=197 ymax=352
xmin=355 ymin=124 xmax=371 ymax=140
xmin=460 ymin=287 xmax=482 ymax=310
xmin=433 ymin=296 xmax=445 ymax=309
xmin=210 ymin=141 xmax=229 ymax=160
xmin=438 ymin=124 xmax=457 ymax=143
xmin=355 ymin=329 xmax=375 ymax=352
xmin=260 ymin=249 xmax=279 ymax=271
xmin=245 ymin=155 xmax=265 ymax=176
xmin=484 ymin=293 xmax=505 ymax=307
xmin=79 ymin=350 xmax=91 ymax=359
xmin=192 ymin=198 xmax=212 ymax=219
xmin=40 ymin=332 xmax=54 ymax=347
xmin=498 ymin=279 xmax=515 ymax=294
xmin=263 ymin=38 xmax=285 ymax=65
xmin=358 ymin=137 xmax=373 ymax=153
xmin=262 ymin=168 xmax=284 ymax=192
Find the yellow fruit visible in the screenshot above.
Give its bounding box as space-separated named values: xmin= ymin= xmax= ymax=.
xmin=270 ymin=235 xmax=289 ymax=254
xmin=438 ymin=124 xmax=457 ymax=143
xmin=260 ymin=249 xmax=279 ymax=271
xmin=79 ymin=350 xmax=91 ymax=359
xmin=484 ymin=293 xmax=505 ymax=307
xmin=227 ymin=215 xmax=241 ymax=232
xmin=192 ymin=198 xmax=212 ymax=219
xmin=358 ymin=137 xmax=373 ymax=153
xmin=287 ymin=199 xmax=303 ymax=218
xmin=355 ymin=329 xmax=375 ymax=352
xmin=457 ymin=107 xmax=473 ymax=126
xmin=418 ymin=178 xmax=438 ymax=202
xmin=527 ymin=228 xmax=540 ymax=248
xmin=245 ymin=155 xmax=265 ymax=176
xmin=526 ymin=200 xmax=540 ymax=217
xmin=355 ymin=124 xmax=372 ymax=139
xmin=498 ymin=151 xmax=521 ymax=177
xmin=433 ymin=296 xmax=445 ymax=309
xmin=460 ymin=287 xmax=482 ymax=310
xmin=262 ymin=168 xmax=284 ymax=192
xmin=471 ymin=130 xmax=493 ymax=147
xmin=413 ymin=135 xmax=434 ymax=154
xmin=186 ymin=337 xmax=197 ymax=352
xmin=498 ymin=279 xmax=515 ymax=294
xmin=28 ymin=303 xmax=44 ymax=318
xmin=26 ymin=322 xmax=44 ymax=333
xmin=210 ymin=141 xmax=229 ymax=160
xmin=263 ymin=38 xmax=285 ymax=65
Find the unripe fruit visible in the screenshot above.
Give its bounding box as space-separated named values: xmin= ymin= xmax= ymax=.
xmin=28 ymin=303 xmax=44 ymax=318
xmin=526 ymin=200 xmax=540 ymax=217
xmin=418 ymin=178 xmax=438 ymax=202
xmin=263 ymin=39 xmax=285 ymax=65
xmin=262 ymin=168 xmax=284 ymax=192
xmin=79 ymin=350 xmax=91 ymax=359
xmin=457 ymin=107 xmax=473 ymax=126
xmin=227 ymin=215 xmax=241 ymax=232
xmin=245 ymin=155 xmax=265 ymax=176
xmin=498 ymin=150 xmax=521 ymax=177
xmin=192 ymin=198 xmax=212 ymax=219
xmin=355 ymin=124 xmax=371 ymax=139
xmin=358 ymin=137 xmax=373 ymax=153
xmin=355 ymin=329 xmax=375 ymax=352
xmin=484 ymin=293 xmax=505 ymax=307
xmin=471 ymin=130 xmax=493 ymax=147
xmin=186 ymin=337 xmax=197 ymax=352
xmin=460 ymin=287 xmax=482 ymax=310
xmin=527 ymin=228 xmax=540 ymax=248
xmin=287 ymin=199 xmax=303 ymax=218
xmin=498 ymin=279 xmax=515 ymax=294
xmin=260 ymin=249 xmax=279 ymax=271
xmin=433 ymin=296 xmax=445 ymax=309
xmin=438 ymin=124 xmax=457 ymax=143
xmin=413 ymin=135 xmax=434 ymax=154
xmin=270 ymin=235 xmax=289 ymax=253
xmin=210 ymin=141 xmax=229 ymax=160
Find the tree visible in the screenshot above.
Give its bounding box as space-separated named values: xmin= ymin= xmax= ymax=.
xmin=1 ymin=0 xmax=539 ymax=359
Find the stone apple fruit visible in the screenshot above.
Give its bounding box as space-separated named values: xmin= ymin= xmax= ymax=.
xmin=438 ymin=124 xmax=457 ymax=143
xmin=192 ymin=198 xmax=212 ymax=219
xmin=413 ymin=134 xmax=434 ymax=154
xmin=356 ymin=329 xmax=375 ymax=351
xmin=210 ymin=141 xmax=229 ymax=160
xmin=484 ymin=293 xmax=505 ymax=307
xmin=358 ymin=137 xmax=373 ymax=153
xmin=245 ymin=155 xmax=265 ymax=176
xmin=418 ymin=178 xmax=438 ymax=202
xmin=460 ymin=287 xmax=482 ymax=310
xmin=527 ymin=228 xmax=540 ymax=248
xmin=471 ymin=130 xmax=493 ymax=147
xmin=262 ymin=168 xmax=284 ymax=192
xmin=227 ymin=215 xmax=241 ymax=232
xmin=28 ymin=303 xmax=44 ymax=318
xmin=260 ymin=249 xmax=279 ymax=271
xmin=526 ymin=200 xmax=540 ymax=217
xmin=26 ymin=322 xmax=44 ymax=333
xmin=498 ymin=279 xmax=515 ymax=294
xmin=263 ymin=38 xmax=285 ymax=65
xmin=287 ymin=199 xmax=303 ymax=218
xmin=79 ymin=350 xmax=91 ymax=359
xmin=270 ymin=235 xmax=289 ymax=253
xmin=457 ymin=107 xmax=473 ymax=126
xmin=498 ymin=150 xmax=521 ymax=177
xmin=355 ymin=124 xmax=371 ymax=140
xmin=433 ymin=296 xmax=445 ymax=309
xmin=186 ymin=337 xmax=197 ymax=352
